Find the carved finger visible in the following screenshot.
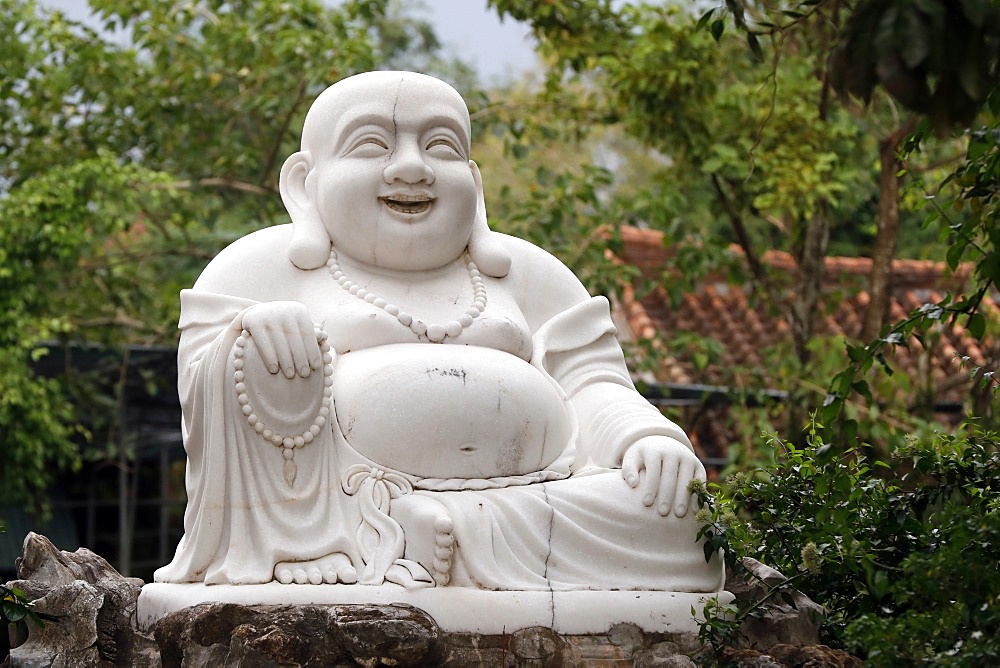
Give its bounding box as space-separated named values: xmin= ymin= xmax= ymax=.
xmin=307 ymin=566 xmax=323 ymax=585
xmin=272 ymin=331 xmax=297 ymax=379
xmin=639 ymin=453 xmax=661 ymax=508
xmin=285 ymin=326 xmax=313 ymax=379
xmin=302 ymin=322 xmax=324 ymax=373
xmin=323 ymin=566 xmax=338 ymax=584
xmin=657 ymin=455 xmax=679 ymax=517
xmin=292 ymin=567 xmax=308 ymax=584
xmin=672 ymin=459 xmax=698 ymax=517
xmin=249 ymin=327 xmax=280 ymax=374
xmin=276 ymin=567 xmax=294 ymax=584
xmin=621 ymin=447 xmax=641 ymax=488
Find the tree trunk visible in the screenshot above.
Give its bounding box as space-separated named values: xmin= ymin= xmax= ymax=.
xmin=861 ymin=121 xmax=916 ymax=342
xmin=791 ymin=207 xmax=830 ymax=368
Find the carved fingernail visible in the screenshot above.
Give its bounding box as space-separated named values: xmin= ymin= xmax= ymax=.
xmin=626 ymin=475 xmax=637 ymax=486
xmin=643 ymin=494 xmax=654 ymax=506
xmin=268 ymin=363 xmax=279 ymax=374
xmin=299 ymin=365 xmax=311 ymax=377
xmin=658 ymin=503 xmax=670 ymax=515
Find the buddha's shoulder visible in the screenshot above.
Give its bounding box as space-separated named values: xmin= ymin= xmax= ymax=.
xmin=193 ymin=225 xmax=304 ymax=297
xmin=493 ymin=233 xmax=591 ymax=320
xmin=495 ymin=233 xmax=568 ymax=274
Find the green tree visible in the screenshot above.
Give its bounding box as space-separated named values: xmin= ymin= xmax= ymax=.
xmin=485 ymin=0 xmax=998 ymax=446
xmin=484 ymin=1 xmax=1000 ymax=658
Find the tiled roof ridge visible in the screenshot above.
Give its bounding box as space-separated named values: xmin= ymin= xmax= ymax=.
xmin=619 ymin=225 xmax=973 ymax=286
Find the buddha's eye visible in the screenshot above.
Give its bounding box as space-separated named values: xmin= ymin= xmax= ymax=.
xmin=426 ymin=137 xmax=462 ymax=157
xmin=345 ymin=135 xmax=389 ymax=155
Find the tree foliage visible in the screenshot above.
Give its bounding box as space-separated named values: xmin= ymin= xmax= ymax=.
xmin=694 ymin=423 xmax=1000 ymax=664
xmin=485 ymin=1 xmax=1000 ymax=658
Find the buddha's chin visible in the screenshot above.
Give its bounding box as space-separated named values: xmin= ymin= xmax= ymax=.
xmin=374 ymin=227 xmax=472 ymax=270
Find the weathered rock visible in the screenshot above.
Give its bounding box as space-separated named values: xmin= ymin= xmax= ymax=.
xmin=7 ymin=532 xmax=157 ymax=667
xmin=767 ymin=643 xmax=863 ymax=667
xmin=719 ymin=643 xmax=863 ymax=668
xmin=332 ymin=603 xmax=439 ymax=666
xmin=7 ymin=580 xmax=103 ymax=667
xmin=148 ymin=602 xmax=722 ymax=666
xmin=153 ymin=603 xmax=350 ymax=667
xmin=719 ymin=649 xmax=785 ymax=668
xmin=634 ymin=640 xmax=699 ymax=667
xmin=16 ymin=533 xmax=125 ymax=587
xmin=509 ymin=626 xmax=563 ymax=663
xmin=153 ymin=602 xmax=446 ymax=667
xmin=726 ymin=557 xmax=825 ymax=650
xmin=3 ymin=534 xmax=864 ymax=667
xmin=436 ymin=631 xmax=515 ymax=666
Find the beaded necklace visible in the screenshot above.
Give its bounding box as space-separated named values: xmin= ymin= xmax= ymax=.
xmin=326 ymin=246 xmax=486 ymax=343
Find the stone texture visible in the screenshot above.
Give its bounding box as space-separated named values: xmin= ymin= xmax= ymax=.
xmin=333 ymin=603 xmax=438 ymax=666
xmin=4 ymin=533 xmax=862 ymax=667
xmin=16 ymin=532 xmax=126 ymax=586
xmin=154 ymin=603 xmax=349 ymax=667
xmin=7 ymin=532 xmax=157 ymax=667
xmin=7 ymin=580 xmax=103 ymax=667
xmin=146 ymin=601 xmax=721 ymax=666
xmin=719 ymin=644 xmax=863 ymax=667
xmin=726 ymin=557 xmax=826 ymax=650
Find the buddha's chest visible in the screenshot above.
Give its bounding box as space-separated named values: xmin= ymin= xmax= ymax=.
xmin=289 ymin=270 xmax=533 ymax=360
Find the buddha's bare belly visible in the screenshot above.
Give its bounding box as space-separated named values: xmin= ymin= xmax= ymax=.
xmin=333 ymin=344 xmax=572 ymax=479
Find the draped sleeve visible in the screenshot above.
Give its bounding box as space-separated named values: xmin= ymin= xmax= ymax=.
xmin=154 ymin=290 xmax=361 ymax=584
xmin=532 ymin=296 xmax=692 ymax=469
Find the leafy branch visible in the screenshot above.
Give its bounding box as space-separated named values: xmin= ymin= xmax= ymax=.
xmin=1 ymin=584 xmax=50 ymax=629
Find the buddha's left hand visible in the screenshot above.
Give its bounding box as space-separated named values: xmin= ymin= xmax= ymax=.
xmin=622 ymin=436 xmax=705 ymax=518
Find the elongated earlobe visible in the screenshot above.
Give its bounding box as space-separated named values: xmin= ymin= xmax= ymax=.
xmin=280 ymin=150 xmax=329 ymax=270
xmin=467 ymin=161 xmax=511 ymax=278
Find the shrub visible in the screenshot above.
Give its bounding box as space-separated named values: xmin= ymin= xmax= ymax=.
xmin=695 ymin=420 xmax=1000 ymax=664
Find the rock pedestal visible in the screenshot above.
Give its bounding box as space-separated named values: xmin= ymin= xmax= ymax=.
xmin=6 ymin=534 xmax=861 ymax=667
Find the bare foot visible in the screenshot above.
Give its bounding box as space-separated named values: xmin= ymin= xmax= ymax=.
xmin=274 ymin=552 xmax=358 ymax=585
xmin=390 ymin=494 xmax=454 ymax=586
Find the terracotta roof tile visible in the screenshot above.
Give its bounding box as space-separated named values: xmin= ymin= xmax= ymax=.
xmin=616 ymin=226 xmax=998 ymax=412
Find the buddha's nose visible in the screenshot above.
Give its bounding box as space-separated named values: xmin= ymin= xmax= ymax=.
xmin=382 ymin=143 xmax=434 ymax=185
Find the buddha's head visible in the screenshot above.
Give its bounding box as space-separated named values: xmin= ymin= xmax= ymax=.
xmin=280 ymin=71 xmax=509 ymax=276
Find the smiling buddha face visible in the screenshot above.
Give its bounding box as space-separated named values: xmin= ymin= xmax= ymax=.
xmin=282 ymin=71 xmax=481 ymax=273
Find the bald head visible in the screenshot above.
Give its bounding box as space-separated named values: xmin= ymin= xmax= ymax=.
xmin=283 ymin=70 xmax=508 ymax=276
xmin=301 ymin=71 xmax=472 ymax=157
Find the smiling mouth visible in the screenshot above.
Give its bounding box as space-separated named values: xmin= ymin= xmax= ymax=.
xmin=381 ymin=194 xmax=433 ymax=215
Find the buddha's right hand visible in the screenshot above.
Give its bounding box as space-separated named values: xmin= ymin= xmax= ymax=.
xmin=241 ymin=301 xmax=323 ymax=379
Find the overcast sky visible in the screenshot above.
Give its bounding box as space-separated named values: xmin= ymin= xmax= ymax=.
xmin=40 ymin=0 xmax=538 ymax=83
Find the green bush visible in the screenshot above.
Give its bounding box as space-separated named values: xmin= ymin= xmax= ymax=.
xmin=695 ymin=421 xmax=1000 ymax=665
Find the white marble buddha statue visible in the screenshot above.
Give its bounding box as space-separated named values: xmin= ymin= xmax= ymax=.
xmin=154 ymin=71 xmax=724 ymax=594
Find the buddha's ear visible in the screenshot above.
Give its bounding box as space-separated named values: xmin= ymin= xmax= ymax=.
xmin=467 ymin=160 xmax=511 ymax=278
xmin=280 ymin=150 xmax=329 ymax=270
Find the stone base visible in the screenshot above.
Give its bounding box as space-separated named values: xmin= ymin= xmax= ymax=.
xmin=138 ymin=583 xmax=732 ymax=636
